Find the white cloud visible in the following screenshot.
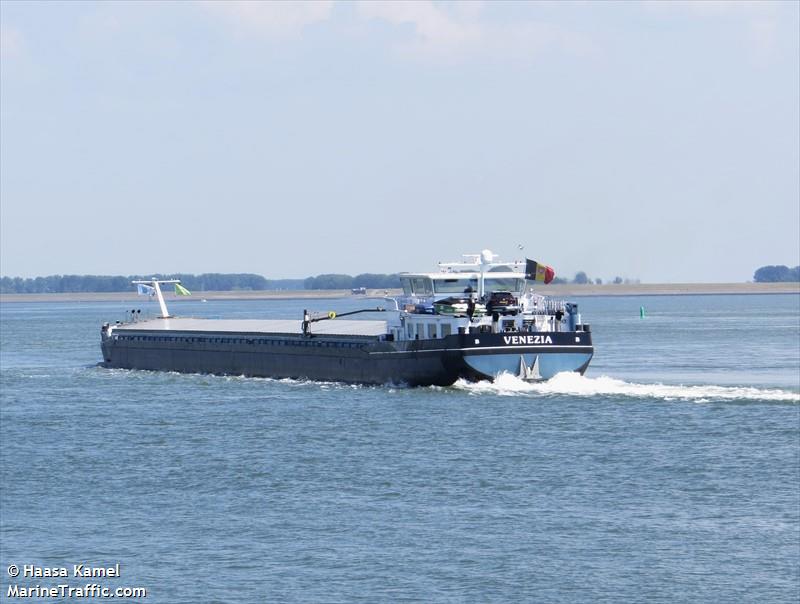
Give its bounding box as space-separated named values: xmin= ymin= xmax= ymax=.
xmin=0 ymin=24 xmax=24 ymax=59
xmin=487 ymin=20 xmax=593 ymax=59
xmin=642 ymin=0 xmax=776 ymax=17
xmin=356 ymin=0 xmax=591 ymax=60
xmin=748 ymin=17 xmax=779 ymax=62
xmin=357 ymin=0 xmax=481 ymax=56
xmin=201 ymin=0 xmax=335 ymax=37
xmin=642 ymin=0 xmax=786 ymax=63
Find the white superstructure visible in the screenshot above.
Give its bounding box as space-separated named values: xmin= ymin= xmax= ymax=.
xmin=387 ymin=250 xmax=580 ymax=343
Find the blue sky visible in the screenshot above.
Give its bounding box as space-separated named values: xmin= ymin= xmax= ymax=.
xmin=1 ymin=0 xmax=798 ymax=282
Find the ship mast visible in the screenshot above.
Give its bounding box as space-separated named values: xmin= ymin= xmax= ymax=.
xmin=131 ymin=279 xmax=181 ymax=318
xmin=436 ymin=249 xmax=520 ymax=299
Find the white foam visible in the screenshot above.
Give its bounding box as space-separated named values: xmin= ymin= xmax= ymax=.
xmin=452 ymin=372 xmax=800 ymax=402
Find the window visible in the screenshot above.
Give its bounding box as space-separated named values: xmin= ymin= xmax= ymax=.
xmin=441 ymin=323 xmax=451 ymax=337
xmin=411 ymin=278 xmax=433 ymax=295
xmin=484 ymin=278 xmax=524 ymax=293
xmin=428 ymin=324 xmax=438 ymax=339
xmin=432 ymin=278 xmax=478 ymax=294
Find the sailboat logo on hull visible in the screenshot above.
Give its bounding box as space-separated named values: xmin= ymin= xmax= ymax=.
xmin=519 ymin=355 xmax=543 ymax=380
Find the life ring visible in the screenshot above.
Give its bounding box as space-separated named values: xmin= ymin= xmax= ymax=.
xmin=328 ymin=311 xmax=336 ymax=319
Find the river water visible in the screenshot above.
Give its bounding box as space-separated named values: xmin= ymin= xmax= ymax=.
xmin=1 ymin=294 xmax=798 ymax=602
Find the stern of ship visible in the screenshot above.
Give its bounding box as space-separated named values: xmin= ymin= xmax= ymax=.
xmin=451 ymin=331 xmax=594 ymax=382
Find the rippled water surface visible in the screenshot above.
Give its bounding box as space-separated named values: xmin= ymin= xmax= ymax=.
xmin=1 ymin=294 xmax=798 ymax=602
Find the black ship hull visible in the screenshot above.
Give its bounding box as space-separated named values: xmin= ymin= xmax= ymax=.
xmin=101 ymin=328 xmax=593 ymax=387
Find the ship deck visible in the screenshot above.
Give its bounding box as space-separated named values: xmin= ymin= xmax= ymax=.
xmin=113 ymin=317 xmax=389 ymax=337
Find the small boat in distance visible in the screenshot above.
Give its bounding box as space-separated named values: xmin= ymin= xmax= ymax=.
xmin=100 ymin=250 xmax=593 ymax=386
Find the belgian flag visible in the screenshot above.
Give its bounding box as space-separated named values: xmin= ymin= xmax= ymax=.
xmin=525 ymin=259 xmax=555 ymax=284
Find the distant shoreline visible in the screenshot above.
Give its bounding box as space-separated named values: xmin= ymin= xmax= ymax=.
xmin=1 ymin=282 xmax=797 ymax=303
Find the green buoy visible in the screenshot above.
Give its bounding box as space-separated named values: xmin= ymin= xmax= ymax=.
xmin=640 ymin=306 xmax=646 ymax=319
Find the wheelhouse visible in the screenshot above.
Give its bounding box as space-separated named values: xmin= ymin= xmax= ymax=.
xmin=389 ymin=251 xmax=587 ymax=344
xmin=400 ymin=254 xmax=528 ymax=300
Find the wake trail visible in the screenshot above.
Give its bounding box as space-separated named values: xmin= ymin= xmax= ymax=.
xmin=452 ymin=372 xmax=800 ymax=402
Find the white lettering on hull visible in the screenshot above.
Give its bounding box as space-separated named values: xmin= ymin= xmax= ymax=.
xmin=502 ymin=335 xmax=553 ymax=345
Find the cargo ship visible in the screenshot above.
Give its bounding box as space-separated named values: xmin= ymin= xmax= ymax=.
xmin=100 ymin=250 xmax=593 ymax=386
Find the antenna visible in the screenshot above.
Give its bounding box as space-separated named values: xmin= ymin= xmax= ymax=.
xmin=131 ymin=279 xmax=181 ymax=318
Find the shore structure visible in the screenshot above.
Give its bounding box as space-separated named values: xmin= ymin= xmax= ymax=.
xmin=99 ymin=251 xmax=594 ymax=386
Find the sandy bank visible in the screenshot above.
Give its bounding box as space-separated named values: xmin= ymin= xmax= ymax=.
xmin=1 ymin=283 xmax=797 ymax=303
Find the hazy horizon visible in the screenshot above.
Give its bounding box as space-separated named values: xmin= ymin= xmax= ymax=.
xmin=2 ymin=1 xmax=798 ymax=283
xmin=2 ymin=262 xmax=799 ymax=285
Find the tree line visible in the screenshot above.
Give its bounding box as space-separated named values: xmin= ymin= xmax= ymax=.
xmin=753 ymin=265 xmax=800 ymax=282
xmin=1 ymin=270 xmax=642 ymax=293
xmin=0 ymin=273 xmax=305 ymax=294
xmin=303 ymin=273 xmax=402 ymax=290
xmin=0 ymin=272 xmax=402 ymax=294
xmin=551 ymin=272 xmax=640 ymax=286
xmin=6 ymin=266 xmax=792 ymax=293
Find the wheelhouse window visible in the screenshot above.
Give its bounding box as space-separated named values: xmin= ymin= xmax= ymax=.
xmin=432 ymin=277 xmax=478 ymax=294
xmin=411 ymin=278 xmax=433 ymax=296
xmin=484 ymin=278 xmax=524 ymax=293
